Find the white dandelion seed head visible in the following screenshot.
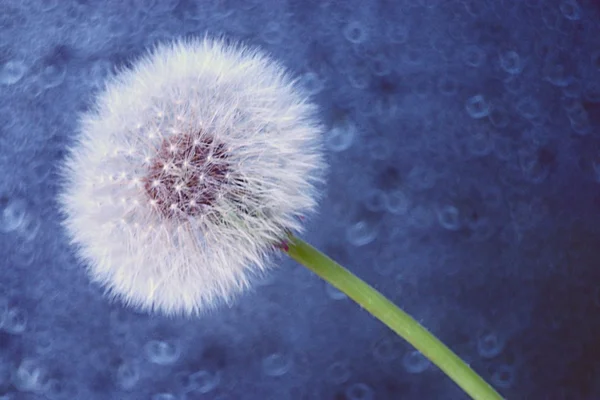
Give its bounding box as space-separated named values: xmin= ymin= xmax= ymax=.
xmin=58 ymin=37 xmax=326 ymax=316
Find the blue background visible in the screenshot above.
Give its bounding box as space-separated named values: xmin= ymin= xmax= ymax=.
xmin=1 ymin=0 xmax=600 ymax=399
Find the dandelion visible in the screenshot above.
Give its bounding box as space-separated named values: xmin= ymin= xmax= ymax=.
xmin=58 ymin=37 xmax=501 ymax=400
xmin=59 ymin=37 xmax=325 ymax=316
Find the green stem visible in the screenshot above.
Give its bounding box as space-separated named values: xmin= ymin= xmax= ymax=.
xmin=284 ymin=234 xmax=503 ymax=400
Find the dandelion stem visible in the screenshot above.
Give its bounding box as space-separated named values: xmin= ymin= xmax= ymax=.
xmin=283 ymin=234 xmax=503 ymax=400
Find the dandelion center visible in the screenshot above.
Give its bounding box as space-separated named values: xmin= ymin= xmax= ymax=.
xmin=142 ymin=132 xmax=229 ymax=219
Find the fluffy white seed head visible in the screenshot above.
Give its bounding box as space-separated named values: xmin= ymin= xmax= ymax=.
xmin=59 ymin=37 xmax=325 ymax=316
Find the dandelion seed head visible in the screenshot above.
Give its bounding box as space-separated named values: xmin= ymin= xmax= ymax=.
xmin=59 ymin=37 xmax=326 ymax=316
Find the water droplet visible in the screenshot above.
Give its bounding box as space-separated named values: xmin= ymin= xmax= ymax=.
xmin=490 ymin=364 xmax=515 ymax=389
xmin=35 ymin=331 xmax=54 ymax=355
xmin=516 ymin=96 xmax=540 ymax=120
xmin=12 ymin=358 xmax=48 ymax=392
xmin=325 ymin=361 xmax=351 ymax=384
xmin=0 ymin=60 xmax=27 ymax=85
xmin=187 ymin=370 xmax=220 ymax=394
xmin=347 ymin=65 xmax=370 ymax=90
xmin=325 ymin=121 xmax=356 ymax=152
xmin=3 ymin=307 xmax=27 ymax=334
xmin=346 ymin=220 xmax=378 ymax=247
xmin=0 ymin=198 xmax=28 ymax=233
xmin=299 ymin=71 xmax=324 ymax=96
xmin=144 ymin=340 xmax=181 ymax=365
xmin=559 ymin=1 xmax=581 ymax=20
xmin=369 ymin=53 xmax=391 ymax=77
xmin=437 ymin=205 xmax=461 ymax=231
xmin=477 ymin=330 xmax=505 ymax=359
xmin=567 ymin=105 xmax=591 ymax=135
xmin=385 ymin=189 xmax=410 ymax=215
xmin=116 ymin=360 xmax=140 ymax=390
xmin=262 ymin=352 xmax=292 ymax=377
xmin=465 ymin=95 xmax=490 ymax=119
xmin=18 ymin=215 xmax=41 ymax=242
xmin=343 ymin=21 xmax=369 ymax=44
xmin=499 ymin=51 xmax=523 ymax=75
xmin=39 ymin=63 xmax=67 ymax=89
xmin=372 ymin=337 xmax=402 ymax=362
xmin=402 ymin=350 xmax=430 ymax=374
xmin=462 ymin=45 xmax=485 ymax=68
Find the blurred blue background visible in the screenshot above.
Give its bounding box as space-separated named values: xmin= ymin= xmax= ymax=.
xmin=1 ymin=0 xmax=600 ymax=399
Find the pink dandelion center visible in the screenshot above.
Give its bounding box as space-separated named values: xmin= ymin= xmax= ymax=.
xmin=142 ymin=132 xmax=230 ymax=220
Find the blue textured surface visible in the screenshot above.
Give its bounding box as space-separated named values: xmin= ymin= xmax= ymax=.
xmin=1 ymin=0 xmax=600 ymax=399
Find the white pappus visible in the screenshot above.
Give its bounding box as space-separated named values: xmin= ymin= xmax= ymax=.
xmin=58 ymin=37 xmax=326 ymax=316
